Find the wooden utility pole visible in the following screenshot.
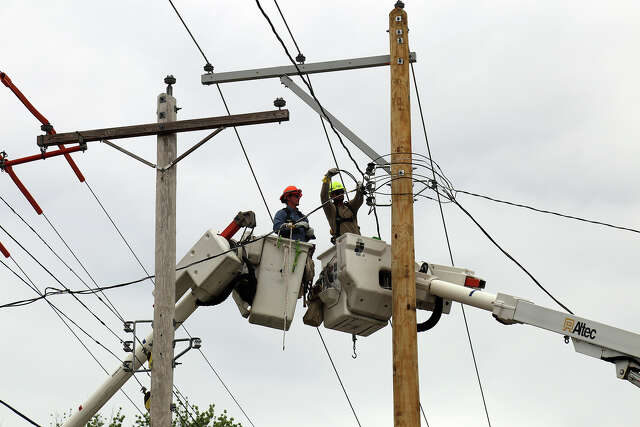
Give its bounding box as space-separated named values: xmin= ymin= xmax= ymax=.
xmin=151 ymin=75 xmax=178 ymax=426
xmin=389 ymin=3 xmax=420 ymax=427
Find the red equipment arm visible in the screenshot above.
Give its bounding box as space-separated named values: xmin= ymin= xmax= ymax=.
xmin=4 ymin=145 xmax=85 ymax=168
xmin=0 ymin=241 xmax=9 ymax=258
xmin=4 ymin=166 xmax=43 ymax=215
xmin=0 ymin=71 xmax=85 ymax=182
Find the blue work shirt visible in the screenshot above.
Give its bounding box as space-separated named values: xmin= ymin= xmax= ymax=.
xmin=273 ymin=206 xmax=310 ymax=242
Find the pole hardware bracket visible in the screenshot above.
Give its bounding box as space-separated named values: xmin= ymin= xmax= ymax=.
xmin=122 ymin=319 xmax=153 ymax=374
xmin=0 ymin=151 xmax=6 ymax=171
xmin=40 ymin=123 xmax=54 ymax=134
xmin=172 ymin=337 xmax=202 ymax=368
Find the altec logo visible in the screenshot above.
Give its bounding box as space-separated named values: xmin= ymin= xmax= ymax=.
xmin=563 ymin=318 xmax=597 ymax=339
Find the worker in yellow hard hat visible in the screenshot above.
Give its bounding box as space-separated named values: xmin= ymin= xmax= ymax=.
xmin=320 ymin=168 xmax=365 ymax=243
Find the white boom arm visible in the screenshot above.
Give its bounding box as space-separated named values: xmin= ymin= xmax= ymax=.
xmin=429 ymin=280 xmax=640 ymax=388
xmin=63 ymin=231 xmax=244 ymax=427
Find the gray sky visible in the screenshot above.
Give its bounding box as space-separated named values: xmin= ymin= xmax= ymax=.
xmin=1 ymin=1 xmax=639 ymax=426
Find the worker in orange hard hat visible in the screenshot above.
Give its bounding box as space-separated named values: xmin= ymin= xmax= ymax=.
xmin=273 ymin=185 xmax=316 ymax=307
xmin=273 ymin=185 xmax=315 ymax=242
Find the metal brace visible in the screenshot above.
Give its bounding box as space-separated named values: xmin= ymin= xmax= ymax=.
xmin=122 ymin=320 xmax=153 ymax=373
xmin=172 ymin=337 xmax=202 ymax=367
xmin=122 ymin=319 xmax=202 ymax=372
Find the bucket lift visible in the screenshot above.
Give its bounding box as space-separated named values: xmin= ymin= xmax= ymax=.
xmin=64 ymin=225 xmax=639 ymax=426
xmin=232 ymin=234 xmax=313 ymax=330
xmin=315 ymin=233 xmax=483 ymax=336
xmin=63 ymin=216 xmax=312 ymax=426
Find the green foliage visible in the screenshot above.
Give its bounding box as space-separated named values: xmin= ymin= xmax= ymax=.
xmin=50 ymin=401 xmax=242 ymax=427
xmin=134 ymin=402 xmax=241 ymax=427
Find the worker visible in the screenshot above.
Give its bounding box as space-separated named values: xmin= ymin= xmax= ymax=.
xmin=273 ymin=185 xmax=315 ymax=242
xmin=273 ymin=185 xmax=315 ymax=297
xmin=304 ymin=169 xmax=365 ymax=327
xmin=320 ymin=168 xmax=364 ymax=243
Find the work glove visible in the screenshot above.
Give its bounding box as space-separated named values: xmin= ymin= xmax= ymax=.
xmin=326 ymin=168 xmax=339 ymax=177
xmin=295 ymin=220 xmax=310 ymax=229
xmin=306 ymin=227 xmax=316 ymax=240
xmin=356 ymin=182 xmax=364 ymax=194
xmin=279 ymin=222 xmax=294 ymax=231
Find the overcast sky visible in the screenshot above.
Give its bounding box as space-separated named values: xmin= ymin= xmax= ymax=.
xmin=1 ymin=1 xmax=639 ymax=426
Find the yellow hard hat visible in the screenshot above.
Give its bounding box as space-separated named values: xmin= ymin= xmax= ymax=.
xmin=329 ymin=181 xmax=345 ymax=193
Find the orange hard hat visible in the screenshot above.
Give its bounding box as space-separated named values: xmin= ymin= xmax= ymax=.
xmin=280 ymin=185 xmax=302 ymax=203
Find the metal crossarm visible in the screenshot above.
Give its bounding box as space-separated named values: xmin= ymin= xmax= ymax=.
xmin=201 ymin=52 xmax=416 ymax=85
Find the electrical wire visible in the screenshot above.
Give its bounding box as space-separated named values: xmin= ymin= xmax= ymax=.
xmin=411 ymin=61 xmax=492 ymax=427
xmin=3 ymin=257 xmax=200 ymax=424
xmin=448 ymin=196 xmax=574 ymax=314
xmin=0 ymin=399 xmax=42 ymax=427
xmin=0 ymin=194 xmax=344 ymax=309
xmin=167 ymin=0 xmax=212 ymax=68
xmin=165 ymin=0 xmax=274 ymax=223
xmin=86 ymin=179 xmax=242 ymax=425
xmin=454 ymin=189 xmax=640 ymax=235
xmin=0 ymin=257 xmax=144 ymax=416
xmin=273 ymin=0 xmax=303 ymax=59
xmin=268 ymin=0 xmax=357 ymax=203
xmin=0 ymin=223 xmax=126 ymax=342
xmin=0 ymin=195 xmax=128 ymax=321
xmin=254 ymin=0 xmax=365 ymax=178
xmin=316 ymin=328 xmax=362 ymax=427
xmin=42 ymin=212 xmax=125 ymax=322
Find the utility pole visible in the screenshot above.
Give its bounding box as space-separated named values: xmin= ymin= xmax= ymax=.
xmin=389 ymin=2 xmax=420 ymax=427
xmin=151 ymin=75 xmax=178 ymax=426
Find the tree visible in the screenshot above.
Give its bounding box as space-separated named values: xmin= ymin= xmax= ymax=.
xmin=51 ymin=401 xmax=242 ymax=427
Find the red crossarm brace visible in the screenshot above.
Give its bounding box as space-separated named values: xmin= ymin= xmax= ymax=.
xmin=1 ymin=71 xmax=85 ymax=182
xmin=0 ymin=241 xmax=9 ymax=258
xmin=4 ymin=166 xmax=43 ymax=215
xmin=2 ymin=145 xmax=85 ymax=168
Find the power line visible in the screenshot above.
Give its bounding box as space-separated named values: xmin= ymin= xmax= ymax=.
xmin=1 ymin=193 xmax=349 ymax=310
xmin=450 ymin=197 xmax=575 ymax=314
xmin=316 ymin=328 xmax=362 ymax=427
xmin=41 ymin=212 xmax=125 ymax=322
xmin=268 ymin=0 xmax=353 ymax=202
xmin=213 ymin=83 xmax=274 ymax=222
xmin=273 ymin=0 xmax=303 ymax=59
xmin=86 ymin=179 xmax=242 ymax=425
xmin=454 ymin=189 xmax=640 ymax=235
xmin=254 ymin=0 xmax=365 ymax=178
xmin=167 ymin=0 xmax=212 ymax=68
xmin=1 ymin=257 xmax=144 ymax=416
xmin=0 ymin=195 xmax=126 ymax=322
xmin=166 ymin=0 xmax=274 ymax=223
xmin=0 ymin=399 xmax=42 ymax=427
xmin=84 ymin=180 xmax=153 ymax=285
xmin=410 ymin=61 xmax=492 ymax=426
xmin=0 ymin=223 xmax=126 ymax=342
xmin=3 ymin=257 xmax=201 ymax=424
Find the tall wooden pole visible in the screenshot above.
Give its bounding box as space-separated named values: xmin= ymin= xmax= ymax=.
xmin=389 ymin=3 xmax=420 ymax=427
xmin=151 ymin=76 xmax=178 ymax=426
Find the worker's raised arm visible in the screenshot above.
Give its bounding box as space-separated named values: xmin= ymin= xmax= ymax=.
xmin=321 ymin=169 xmax=337 ymax=217
xmin=351 ymin=182 xmax=364 ymax=211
